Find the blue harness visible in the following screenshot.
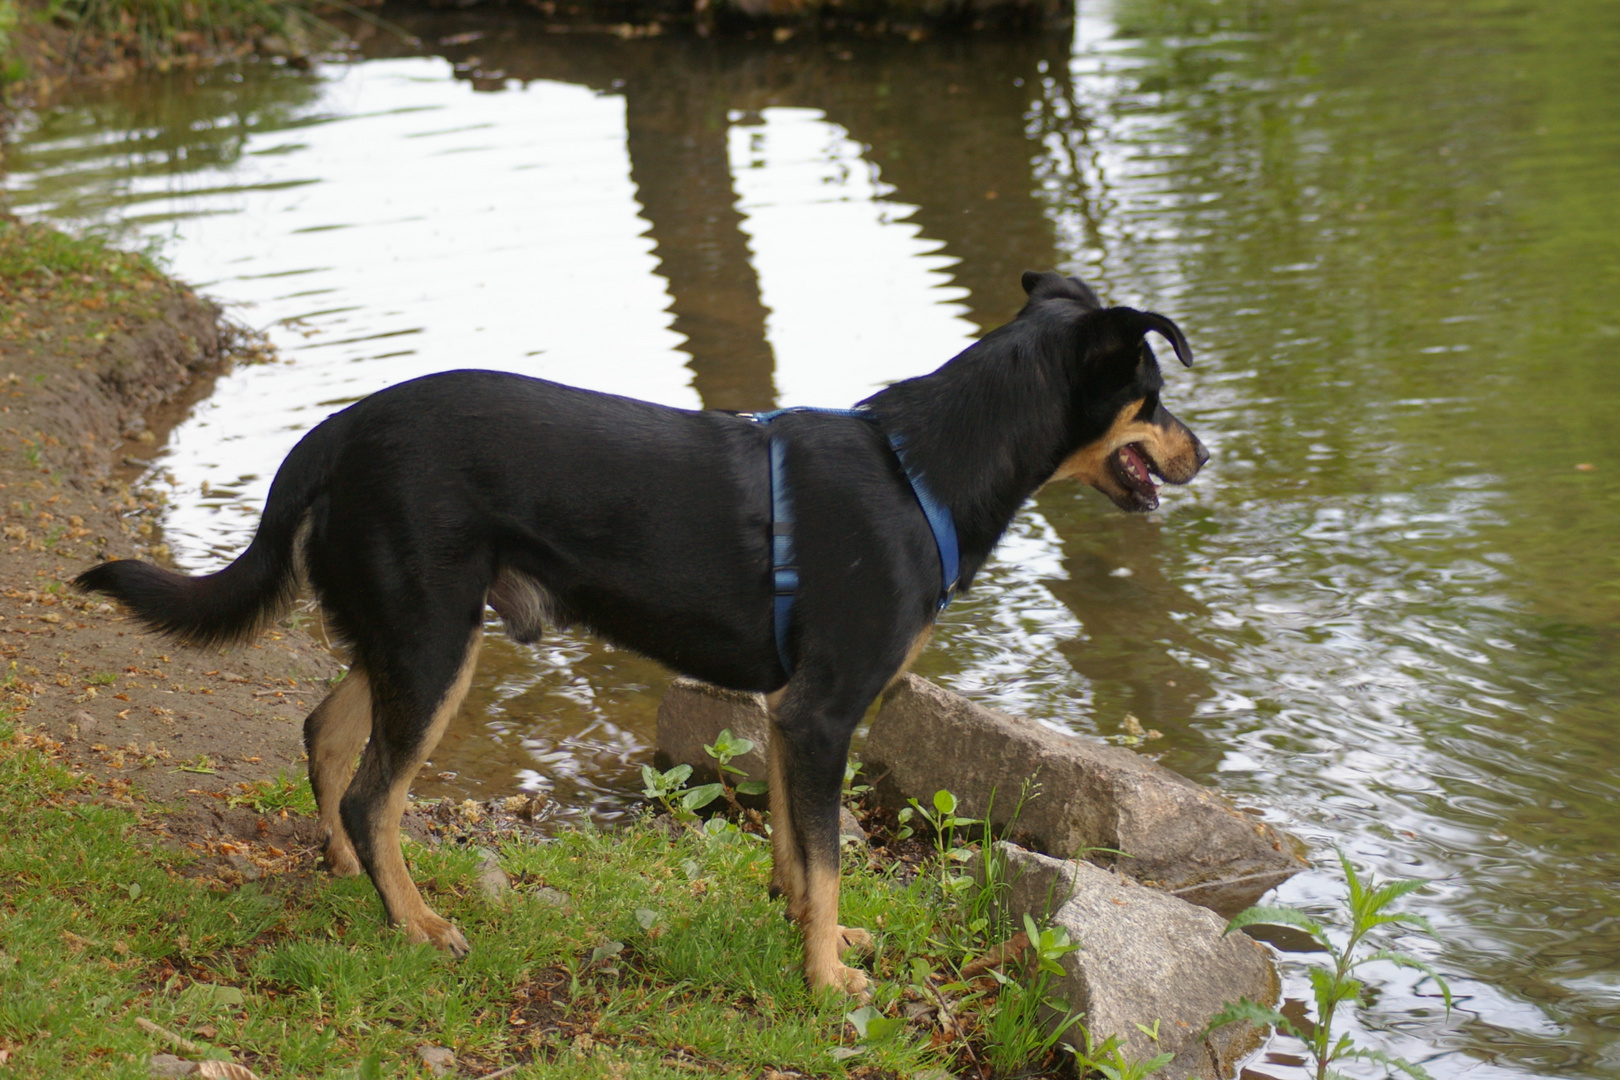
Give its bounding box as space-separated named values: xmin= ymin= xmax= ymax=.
xmin=746 ymin=407 xmax=960 ymax=677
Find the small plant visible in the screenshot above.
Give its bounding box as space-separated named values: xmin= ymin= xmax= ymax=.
xmin=902 ymin=789 xmax=979 ymax=860
xmin=843 ymin=759 xmax=873 ymax=805
xmin=639 ymin=762 xmax=721 ymax=826
xmin=981 ymin=912 xmax=1086 ymax=1073
xmin=832 ymin=1004 xmax=906 ymax=1061
xmin=1209 ymin=849 xmax=1451 ymax=1080
xmin=702 ymin=728 xmax=767 ymax=811
xmin=1070 ymin=1020 xmax=1175 ymax=1080
xmin=228 ymin=769 xmax=317 ymax=816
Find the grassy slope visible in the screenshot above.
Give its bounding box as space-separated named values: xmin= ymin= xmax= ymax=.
xmin=0 ymin=719 xmax=1075 ymax=1079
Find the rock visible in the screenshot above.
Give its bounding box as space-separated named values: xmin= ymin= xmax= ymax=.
xmin=149 ymin=1055 xmax=195 ymax=1078
xmin=414 ymin=1044 xmax=456 ymax=1077
xmin=148 ymin=1057 xmax=261 ymax=1079
xmin=71 ymin=710 xmax=96 ymax=740
xmin=988 ymin=843 xmax=1278 ymax=1080
xmin=475 ymin=848 xmax=511 ymax=901
xmin=655 ymin=677 xmax=771 ymax=795
xmin=534 ymin=886 xmax=571 ymax=908
xmin=864 ymin=676 xmax=1302 ymax=904
xmin=838 ymin=806 xmax=869 ymax=846
xmin=223 ymin=854 xmax=262 ymax=882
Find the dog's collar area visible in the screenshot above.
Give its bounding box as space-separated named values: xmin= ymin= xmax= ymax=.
xmin=745 ymin=407 xmax=960 ymax=676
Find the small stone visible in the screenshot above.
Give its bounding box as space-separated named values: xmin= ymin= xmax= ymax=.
xmin=71 ymin=711 xmax=96 ymax=740
xmin=149 ymin=1054 xmax=198 ymax=1078
xmin=475 ymin=849 xmax=510 ymax=901
xmin=838 ymin=806 xmax=869 ymax=846
xmin=414 ymin=1044 xmax=456 ymax=1078
xmin=224 ymin=854 xmax=262 ymax=882
xmin=534 ymin=886 xmax=571 ymax=909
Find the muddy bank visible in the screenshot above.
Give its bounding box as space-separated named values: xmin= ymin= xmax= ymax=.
xmin=0 ymin=214 xmax=342 ymax=858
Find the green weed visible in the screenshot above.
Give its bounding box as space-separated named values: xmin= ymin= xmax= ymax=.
xmin=638 ymin=761 xmax=722 ymax=826
xmin=1210 ymin=849 xmax=1452 ymax=1080
xmin=1070 ymin=1019 xmax=1175 ymax=1080
xmin=979 ymin=913 xmax=1086 ymax=1074
xmin=227 ymin=768 xmax=316 ymax=815
xmin=703 ymin=726 xmax=767 ymax=811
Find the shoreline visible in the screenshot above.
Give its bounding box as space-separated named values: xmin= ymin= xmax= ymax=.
xmin=0 ymin=212 xmax=343 ymax=860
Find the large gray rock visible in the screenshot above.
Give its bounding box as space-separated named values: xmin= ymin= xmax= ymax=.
xmin=654 ymin=677 xmax=771 ymax=789
xmin=863 ymin=675 xmax=1302 ymax=904
xmin=990 ymin=843 xmax=1278 ymax=1080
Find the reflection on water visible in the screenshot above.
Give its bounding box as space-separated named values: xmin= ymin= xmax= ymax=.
xmin=6 ymin=1 xmax=1620 ymax=1075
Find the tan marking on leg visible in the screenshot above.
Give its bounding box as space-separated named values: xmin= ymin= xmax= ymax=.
xmin=305 ymin=668 xmax=371 ymax=877
xmin=767 ymin=720 xmax=806 ymax=920
xmin=800 ymin=860 xmax=869 ymax=999
xmin=885 ymin=626 xmax=934 ymax=691
xmin=361 ymin=632 xmax=482 ymax=955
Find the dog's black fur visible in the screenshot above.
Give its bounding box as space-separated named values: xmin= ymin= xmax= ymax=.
xmin=76 ymin=271 xmax=1207 ymax=995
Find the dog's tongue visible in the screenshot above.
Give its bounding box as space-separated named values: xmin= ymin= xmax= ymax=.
xmin=1119 ymin=444 xmax=1156 ymax=492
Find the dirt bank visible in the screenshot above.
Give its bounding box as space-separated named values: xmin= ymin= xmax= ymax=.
xmin=0 ymin=213 xmax=342 ymax=861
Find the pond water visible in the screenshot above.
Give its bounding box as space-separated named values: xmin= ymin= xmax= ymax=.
xmin=5 ymin=0 xmax=1619 ymax=1075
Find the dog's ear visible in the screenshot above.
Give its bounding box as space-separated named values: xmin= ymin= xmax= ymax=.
xmin=1109 ymin=307 xmax=1195 ymax=368
xmin=1021 ymin=270 xmax=1103 ymax=308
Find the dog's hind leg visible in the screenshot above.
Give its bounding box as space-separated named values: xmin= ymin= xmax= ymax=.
xmin=341 ymin=629 xmax=483 ymax=955
xmin=303 ymin=666 xmax=372 ymax=877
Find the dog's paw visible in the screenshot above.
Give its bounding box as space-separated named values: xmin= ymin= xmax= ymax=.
xmin=810 ymin=962 xmax=871 ymax=1002
xmin=404 ymin=913 xmax=470 ymax=957
xmin=838 ymin=925 xmax=875 ymax=957
xmin=323 ymin=840 xmax=363 ymax=879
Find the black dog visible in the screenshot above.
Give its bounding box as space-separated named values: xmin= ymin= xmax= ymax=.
xmin=76 ymin=271 xmax=1207 ymax=996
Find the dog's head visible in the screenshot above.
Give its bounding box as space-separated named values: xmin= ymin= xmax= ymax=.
xmin=1022 ymin=271 xmax=1209 ymax=513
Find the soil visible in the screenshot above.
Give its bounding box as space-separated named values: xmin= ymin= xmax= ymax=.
xmin=0 ymin=212 xmax=345 ymax=869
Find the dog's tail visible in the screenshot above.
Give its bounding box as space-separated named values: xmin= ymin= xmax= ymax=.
xmin=75 ymin=408 xmax=354 ymax=647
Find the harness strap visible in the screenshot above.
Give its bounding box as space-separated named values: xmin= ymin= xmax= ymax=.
xmin=748 ymin=407 xmax=959 ymax=677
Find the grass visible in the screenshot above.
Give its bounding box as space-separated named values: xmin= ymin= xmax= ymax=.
xmin=0 ymin=724 xmax=1095 ymax=1079
xmin=0 ymin=215 xmax=183 ymax=377
xmin=0 ymin=215 xmax=159 ymax=300
xmin=227 ymin=769 xmax=317 ymax=816
xmin=0 ymin=0 xmax=346 ymax=91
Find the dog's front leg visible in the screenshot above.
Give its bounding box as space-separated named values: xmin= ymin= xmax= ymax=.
xmin=770 ymin=699 xmax=871 ymax=999
xmin=766 ymin=693 xmax=807 ymax=918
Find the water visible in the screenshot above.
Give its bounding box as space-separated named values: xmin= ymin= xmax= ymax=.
xmin=5 ymin=1 xmax=1619 ymax=1074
